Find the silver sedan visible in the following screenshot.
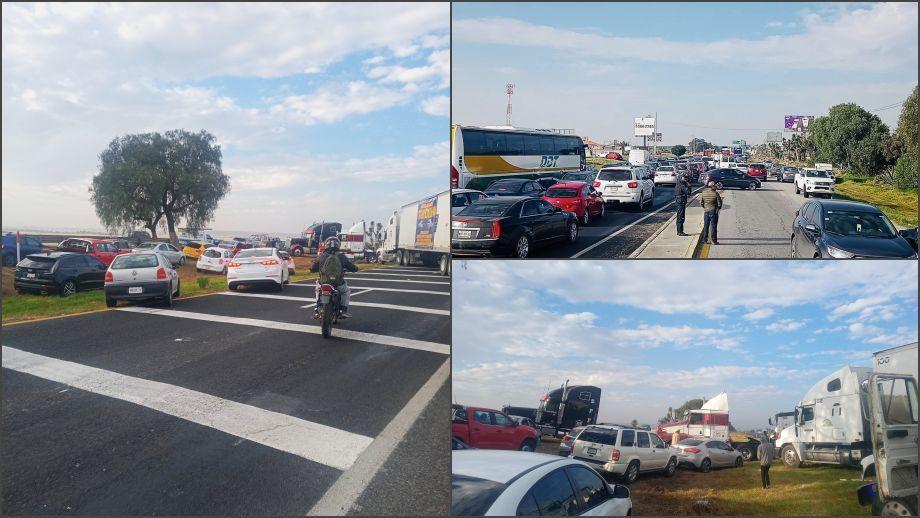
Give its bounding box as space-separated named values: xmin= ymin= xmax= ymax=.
xmin=132 ymin=242 xmax=186 ymax=266
xmin=673 ymin=439 xmax=742 ymax=472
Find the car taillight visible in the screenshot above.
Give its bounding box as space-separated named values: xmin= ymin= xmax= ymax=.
xmin=228 ymin=261 xmax=240 ymax=267
xmin=562 ymin=435 xmax=572 ymax=443
xmin=627 ymin=181 xmax=638 ymax=188
xmin=321 ymin=284 xmax=333 ymax=294
xmin=156 ymin=267 xmax=167 ymax=280
xmin=610 ymin=449 xmax=621 ymax=461
xmin=491 ymin=220 xmax=501 ymax=239
xmin=261 ymin=259 xmax=279 ymax=265
xmin=104 ymin=271 xmax=113 ymax=283
xmin=684 ymin=447 xmax=701 ymax=454
xmin=593 ymin=181 xmax=601 ymax=187
xmin=450 ymin=165 xmax=459 ymax=188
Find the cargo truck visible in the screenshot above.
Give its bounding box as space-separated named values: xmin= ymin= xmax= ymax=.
xmin=533 ymin=380 xmax=601 ymax=437
xmin=655 ymin=393 xmax=762 ymax=461
xmin=381 ymin=190 xmax=450 ymax=276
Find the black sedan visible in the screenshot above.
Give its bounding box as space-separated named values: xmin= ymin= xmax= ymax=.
xmin=560 ymin=171 xmax=598 ymax=183
xmin=791 ymin=200 xmax=917 ymax=258
xmin=705 ymin=168 xmax=761 ymax=190
xmin=483 ymin=178 xmax=545 ymax=198
xmin=452 ymin=196 xmax=579 ymax=258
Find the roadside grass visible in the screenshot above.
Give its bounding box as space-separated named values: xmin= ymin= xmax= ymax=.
xmin=833 ymin=173 xmax=918 ymax=227
xmin=1 ymin=256 xmax=389 ymax=325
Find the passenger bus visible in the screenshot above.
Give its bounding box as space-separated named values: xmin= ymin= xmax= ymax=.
xmin=450 ymin=124 xmax=587 ymax=190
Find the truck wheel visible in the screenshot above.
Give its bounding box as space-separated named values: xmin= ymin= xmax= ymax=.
xmin=292 ymin=248 xmax=303 ymax=257
xmin=781 ymin=445 xmax=801 ymax=468
xmin=881 ymin=498 xmax=917 ymax=516
xmin=623 ymin=461 xmax=640 ymax=484
xmin=438 ymin=255 xmax=449 ymax=276
xmin=396 ymin=250 xmax=405 ymax=266
xmin=737 ymin=445 xmax=754 ymax=461
xmin=519 ymin=439 xmax=536 ymax=452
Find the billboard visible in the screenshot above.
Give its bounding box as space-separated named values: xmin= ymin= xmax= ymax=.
xmin=414 ymin=195 xmax=438 ymax=249
xmin=634 ymin=117 xmax=656 ymax=137
xmin=766 ymin=131 xmax=783 ymax=143
xmin=784 ymin=115 xmax=814 ymax=131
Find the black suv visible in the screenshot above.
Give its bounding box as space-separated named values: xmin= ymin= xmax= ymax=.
xmin=705 ymin=168 xmax=761 ymax=190
xmin=13 ymin=251 xmax=107 ymax=296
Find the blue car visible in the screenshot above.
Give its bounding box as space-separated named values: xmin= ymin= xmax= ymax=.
xmin=2 ymin=233 xmax=46 ymax=266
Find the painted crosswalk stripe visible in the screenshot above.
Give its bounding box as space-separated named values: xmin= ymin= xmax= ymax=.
xmin=217 ymin=292 xmax=449 ymax=316
xmin=352 ymin=272 xmax=447 ymax=278
xmin=340 ymin=276 xmax=449 ymax=285
xmin=115 ymin=307 xmax=450 ymax=355
xmin=1 ymin=345 xmax=373 ymax=471
xmin=288 ymin=284 xmax=449 ymax=296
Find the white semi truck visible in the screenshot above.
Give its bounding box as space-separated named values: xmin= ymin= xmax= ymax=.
xmin=381 ymin=190 xmax=450 ymax=276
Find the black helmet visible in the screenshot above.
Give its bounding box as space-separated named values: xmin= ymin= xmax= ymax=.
xmin=324 ymin=236 xmax=341 ymax=252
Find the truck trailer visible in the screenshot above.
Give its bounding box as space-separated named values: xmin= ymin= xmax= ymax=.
xmin=533 ymin=380 xmax=601 ymax=437
xmin=656 ymin=393 xmax=762 ymax=461
xmin=380 ymin=190 xmax=450 ymax=276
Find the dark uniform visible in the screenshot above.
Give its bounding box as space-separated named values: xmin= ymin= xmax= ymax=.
xmin=675 ymin=175 xmax=691 ymax=235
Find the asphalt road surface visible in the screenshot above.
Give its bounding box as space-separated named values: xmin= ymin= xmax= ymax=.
xmin=1 ymin=266 xmax=450 ymax=516
xmin=705 ymin=179 xmax=806 ymax=258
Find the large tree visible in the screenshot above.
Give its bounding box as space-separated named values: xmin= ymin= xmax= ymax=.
xmin=90 ymin=129 xmax=230 ymax=243
xmin=809 ymin=103 xmax=890 ymax=175
xmin=671 ymin=144 xmax=687 ymax=157
xmin=687 ymin=138 xmax=712 ymax=154
xmin=897 ymin=85 xmax=918 ymax=157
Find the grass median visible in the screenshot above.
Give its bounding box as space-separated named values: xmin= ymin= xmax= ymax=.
xmin=832 ymin=173 xmax=918 ymax=227
xmin=1 ymin=257 xmax=389 ymax=325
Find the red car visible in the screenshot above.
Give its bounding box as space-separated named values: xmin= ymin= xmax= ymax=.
xmin=606 ymin=152 xmax=623 ymax=160
xmin=56 ymin=237 xmax=129 ymax=266
xmin=541 ymin=181 xmax=605 ymax=225
xmin=748 ymin=163 xmax=767 ymax=181
xmin=452 ymin=405 xmax=539 ymax=451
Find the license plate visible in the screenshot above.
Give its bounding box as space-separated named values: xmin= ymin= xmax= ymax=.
xmin=587 ymin=447 xmax=598 ymax=455
xmin=26 ymin=273 xmax=36 ymax=279
xmin=128 ymin=287 xmax=143 ymax=294
xmin=319 ymin=295 xmax=330 ymax=304
xmin=606 ymin=186 xmax=618 ymax=192
xmin=457 ymin=230 xmax=472 ymax=239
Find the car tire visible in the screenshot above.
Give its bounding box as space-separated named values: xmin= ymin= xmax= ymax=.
xmin=664 ymin=457 xmax=677 ymax=477
xmin=175 ymin=281 xmax=180 ymax=298
xmin=716 ymin=182 xmax=724 ymax=190
xmin=292 ymin=248 xmax=303 ymax=257
xmin=624 ymin=461 xmax=640 ymax=484
xmin=519 ymin=439 xmax=536 ymax=452
xmin=700 ymin=458 xmax=712 ymax=473
xmin=737 ymin=444 xmax=754 ymax=461
xmin=582 ymin=210 xmax=590 ymax=226
xmin=59 ymin=280 xmax=77 ymax=297
xmin=514 ymin=234 xmax=531 ymax=259
xmin=567 ymin=221 xmax=578 ymax=243
xmin=734 ymin=456 xmax=743 ymax=468
xmin=782 ymin=445 xmax=801 ymax=468
xmin=599 ymin=203 xmax=605 ymax=219
xmin=163 ymin=285 xmax=173 ymax=307
xmin=105 ymin=296 xmax=117 ymax=308
xmin=803 ymin=190 xmax=810 ymax=198
xmin=179 ymin=256 xmax=186 ymax=266
xmin=228 ymin=283 xmax=238 ymax=291
xmin=795 ymin=183 xmax=800 ymax=194
xmin=749 ymin=181 xmax=757 ymax=190
xmin=636 ymin=193 xmax=646 ymax=212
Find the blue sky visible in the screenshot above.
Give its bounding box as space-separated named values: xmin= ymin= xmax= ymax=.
xmin=452 ymin=260 xmax=919 ymax=430
xmin=452 ymin=2 xmax=918 ymax=148
xmin=2 ymin=3 xmax=448 ymax=235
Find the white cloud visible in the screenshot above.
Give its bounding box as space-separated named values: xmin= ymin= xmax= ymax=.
xmin=765 ymin=320 xmax=805 ymax=333
xmin=744 ymin=308 xmax=775 ymax=321
xmin=420 ymin=95 xmax=450 ymax=117
xmin=269 ymin=81 xmax=410 ymax=125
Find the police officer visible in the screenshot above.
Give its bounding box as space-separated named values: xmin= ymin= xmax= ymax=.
xmin=675 ymin=173 xmax=692 ymax=236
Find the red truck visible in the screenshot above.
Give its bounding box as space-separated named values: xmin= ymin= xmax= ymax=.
xmin=452 ymin=405 xmax=539 ymax=452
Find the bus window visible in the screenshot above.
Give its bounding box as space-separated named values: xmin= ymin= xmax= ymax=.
xmin=484 ymin=131 xmax=505 ymax=155
xmin=524 ymin=135 xmax=541 ymax=155
xmin=554 ymin=136 xmax=571 ymax=155
xmin=505 ymin=133 xmax=524 ymax=156
xmin=539 ymin=135 xmax=555 ymax=155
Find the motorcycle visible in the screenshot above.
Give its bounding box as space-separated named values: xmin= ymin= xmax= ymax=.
xmin=314 ymin=281 xmax=342 ymax=338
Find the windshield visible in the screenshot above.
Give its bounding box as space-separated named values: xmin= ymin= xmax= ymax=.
xmin=457 ymin=203 xmax=511 ymax=217
xmin=806 ymin=170 xmax=829 ymax=178
xmin=19 ymin=256 xmax=56 ymax=269
xmin=877 ymin=377 xmax=918 ymax=425
xmin=135 ymin=242 xmax=158 ymax=249
xmin=451 ymin=475 xmax=507 ymax=516
xmin=546 ymin=188 xmax=579 ymax=198
xmin=562 ymin=173 xmax=591 ymax=181
xmin=824 ymin=211 xmax=897 ymax=238
xmin=598 ymin=169 xmax=632 ymax=181
xmin=657 ymin=167 xmax=674 ymax=172
xmin=235 ymin=248 xmax=273 ymax=258
xmin=111 ymin=254 xmax=159 ymax=269
xmin=485 ymin=181 xmax=521 ymax=192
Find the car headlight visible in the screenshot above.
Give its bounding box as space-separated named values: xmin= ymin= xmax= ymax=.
xmin=826 ymin=244 xmax=855 ymax=258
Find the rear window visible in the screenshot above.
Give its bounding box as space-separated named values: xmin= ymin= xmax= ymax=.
xmin=457 ymin=203 xmax=511 ymax=217
xmin=546 ymin=188 xmax=579 ymax=198
xmin=134 ymin=242 xmax=158 ymax=250
xmin=203 ymin=249 xmax=222 ymax=258
xmin=750 ymin=164 xmax=766 ymax=170
xmin=20 ymin=256 xmax=57 ymax=269
xmin=486 ymin=181 xmax=521 ymax=192
xmin=598 ymin=169 xmax=632 ymax=181
xmin=235 ymin=248 xmax=273 ymax=258
xmin=111 ymin=254 xmax=159 ymax=269
xmin=657 ymin=166 xmax=674 ymax=172
xmin=678 ymin=439 xmax=704 ymax=446
xmin=451 ymin=475 xmax=507 ymax=516
xmin=577 ymin=429 xmax=618 ymax=445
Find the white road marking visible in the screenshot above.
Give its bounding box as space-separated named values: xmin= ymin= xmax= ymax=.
xmin=571 ymin=186 xmax=704 ymax=258
xmin=340 ymin=276 xmax=450 ymax=285
xmin=1 ymin=346 xmax=373 ymax=471
xmin=288 ymin=284 xmax=449 ymax=296
xmin=216 ymin=292 xmax=448 ymax=316
xmin=115 ymin=307 xmax=450 ymax=355
xmin=350 ymin=272 xmax=447 ymax=278
xmin=308 ymin=359 xmax=450 ymax=516
xmin=219 ymin=292 xmax=316 ymax=302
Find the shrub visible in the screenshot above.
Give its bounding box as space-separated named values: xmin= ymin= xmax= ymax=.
xmin=196 ymin=277 xmax=210 ymax=289
xmin=893 ymin=152 xmax=919 ymax=191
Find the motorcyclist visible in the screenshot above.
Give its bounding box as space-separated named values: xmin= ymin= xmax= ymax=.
xmin=310 ymin=237 xmax=358 ymax=319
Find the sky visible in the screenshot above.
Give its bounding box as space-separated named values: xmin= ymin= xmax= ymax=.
xmin=1 ymin=3 xmax=449 ymax=235
xmin=452 ymin=260 xmax=919 ymax=431
xmin=452 ymin=2 xmax=918 ymax=148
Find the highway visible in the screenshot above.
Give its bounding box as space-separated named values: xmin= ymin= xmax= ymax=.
xmin=1 ymin=267 xmax=450 ymax=515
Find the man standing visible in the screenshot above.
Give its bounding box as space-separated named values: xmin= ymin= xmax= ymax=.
xmin=675 ymin=173 xmax=692 ymax=236
xmin=756 ymin=432 xmax=775 ymax=489
xmin=700 ymin=181 xmax=723 ymax=245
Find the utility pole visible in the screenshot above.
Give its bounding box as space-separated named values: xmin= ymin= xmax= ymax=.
xmin=653 ymin=112 xmax=658 ymax=156
xmin=505 ymin=83 xmax=514 ymax=126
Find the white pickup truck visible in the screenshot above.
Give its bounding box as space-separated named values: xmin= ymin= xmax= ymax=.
xmin=794 ymin=168 xmax=835 ymax=198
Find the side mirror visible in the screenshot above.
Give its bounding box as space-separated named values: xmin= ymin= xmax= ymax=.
xmin=610 ymin=484 xmax=630 ymax=499
xmin=805 ymin=224 xmax=818 ymax=232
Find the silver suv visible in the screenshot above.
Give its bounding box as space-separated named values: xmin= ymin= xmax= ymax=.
xmin=570 ymin=425 xmax=677 ymax=484
xmin=594 ymin=165 xmax=655 ymax=211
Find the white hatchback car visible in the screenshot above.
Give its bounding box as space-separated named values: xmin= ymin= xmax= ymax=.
xmin=594 ymin=165 xmax=655 ymax=211
xmin=452 ymin=450 xmax=633 ymax=516
xmin=104 ymin=252 xmax=180 ymax=307
xmin=196 ymin=246 xmax=233 ymax=274
xmin=227 ymin=247 xmax=289 ymax=291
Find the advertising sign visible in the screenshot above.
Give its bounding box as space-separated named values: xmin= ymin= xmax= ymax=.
xmin=414 ymin=196 xmax=438 ymax=249
xmin=634 ymin=117 xmax=656 ymax=137
xmin=784 ymin=115 xmax=814 ymax=131
xmin=766 ymin=131 xmax=783 ymax=143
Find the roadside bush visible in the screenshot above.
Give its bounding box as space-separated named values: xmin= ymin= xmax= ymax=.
xmin=196 ymin=277 xmax=210 ymax=289
xmin=893 ymin=152 xmax=919 ymax=191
